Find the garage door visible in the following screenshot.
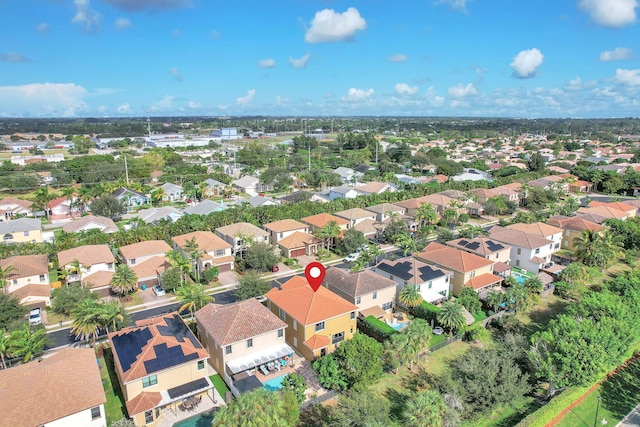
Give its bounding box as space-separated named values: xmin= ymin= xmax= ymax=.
xmin=291 ymin=248 xmax=305 ymax=257
xmin=217 ymin=263 xmax=232 ymax=272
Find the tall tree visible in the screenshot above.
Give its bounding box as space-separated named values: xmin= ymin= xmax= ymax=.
xmin=109 ymin=264 xmax=138 ymax=296
xmin=402 ymin=390 xmax=448 ymax=427
xmin=0 ymin=328 xmax=11 ymax=369
xmin=213 ymin=388 xmax=299 ymax=427
xmin=315 ymin=221 xmax=341 ymax=251
xmin=437 ymin=301 xmax=466 ymax=334
xmin=176 ymin=283 xmax=213 ymax=319
xmin=235 ymin=270 xmax=271 ymax=300
xmin=0 ymin=264 xmax=17 ymax=295
xmin=8 ymin=324 xmax=47 ymax=362
xmin=399 ymin=285 xmax=423 ymax=309
xmin=184 ymin=237 xmax=205 ymax=283
xmin=98 ymin=300 xmax=129 ymax=333
xmin=70 ymin=299 xmax=103 ymax=345
xmin=415 ymin=203 xmax=439 ymax=228
xmin=166 ymin=250 xmax=192 ymax=285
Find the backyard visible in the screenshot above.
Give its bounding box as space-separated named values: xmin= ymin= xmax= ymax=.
xmin=98 ymin=346 xmax=127 ymax=424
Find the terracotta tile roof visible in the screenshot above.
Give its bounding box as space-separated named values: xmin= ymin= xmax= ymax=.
xmin=355 ymin=181 xmax=390 ymax=194
xmin=416 ymin=242 xmax=493 ymax=273
xmin=365 ymin=203 xmax=404 ymax=215
xmin=493 ymin=262 xmax=512 ymax=273
xmin=108 ymin=312 xmax=209 ymax=383
xmin=62 ymin=215 xmax=119 ymax=234
xmin=334 ymin=208 xmax=375 ymax=221
xmin=0 ymin=196 xmax=32 ymax=210
xmin=0 ymin=254 xmax=48 ymax=279
xmin=278 ymin=231 xmax=321 ymax=249
xmin=58 ymin=244 xmax=115 ymax=267
xmin=507 ymin=222 xmax=563 ymax=238
xmin=132 ymin=256 xmax=171 ymax=280
xmin=488 ymin=226 xmax=554 ymax=249
xmin=419 ymin=193 xmax=455 ymax=207
xmin=531 ymin=256 xmax=546 ymax=264
xmin=428 ymin=174 xmax=448 ymax=183
xmin=547 ymin=216 xmax=604 ymax=233
xmin=301 ymin=213 xmax=349 ymax=228
xmin=447 ymin=237 xmax=511 ymax=257
xmin=353 ymin=218 xmax=379 ymax=235
xmin=125 ymin=391 xmax=162 ymax=416
xmin=196 ymin=299 xmax=287 ymax=346
xmin=11 ymin=283 xmax=51 ymax=300
xmin=262 ymin=219 xmax=308 ymax=233
xmin=590 ymin=201 xmax=638 ymax=214
xmin=266 ymin=276 xmax=357 ymax=326
xmin=120 ymin=240 xmax=172 ymax=260
xmin=324 ymin=267 xmax=397 ymax=298
xmin=0 ymin=348 xmax=106 ymax=427
xmin=83 ymin=270 xmax=114 ymax=289
xmin=577 ymin=206 xmax=628 ymax=219
xmin=394 ymin=198 xmax=423 ymax=210
xmin=216 ymin=222 xmax=269 ymax=239
xmin=304 ymin=335 xmax=330 ymax=351
xmin=172 ymin=231 xmax=232 ymax=252
xmin=465 ymin=273 xmax=503 ymax=290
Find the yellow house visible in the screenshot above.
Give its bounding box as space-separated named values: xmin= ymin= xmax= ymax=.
xmin=547 ymin=215 xmax=605 ymax=251
xmin=108 ymin=313 xmax=212 ymax=427
xmin=266 ymin=276 xmax=358 ymax=360
xmin=172 ymin=231 xmax=234 ymax=273
xmin=0 ymin=254 xmax=50 ymax=308
xmin=0 ymin=218 xmax=42 ymax=244
xmin=415 ymin=242 xmax=502 ymax=296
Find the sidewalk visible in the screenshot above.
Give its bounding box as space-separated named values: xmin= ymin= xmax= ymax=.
xmin=617 ymin=404 xmax=640 ymax=426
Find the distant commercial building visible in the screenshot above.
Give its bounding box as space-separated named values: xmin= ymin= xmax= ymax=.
xmin=10 ymin=154 xmax=64 ymax=166
xmin=210 ymin=128 xmax=242 ymax=141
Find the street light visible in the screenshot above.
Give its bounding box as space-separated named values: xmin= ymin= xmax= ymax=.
xmin=594 ymin=395 xmax=607 ymax=427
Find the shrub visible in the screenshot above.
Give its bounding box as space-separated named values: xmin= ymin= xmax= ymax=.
xmin=458 ymin=213 xmax=470 ymax=223
xmin=359 ymin=316 xmax=397 ymax=342
xmin=411 ymin=301 xmax=441 ymax=323
xmin=464 ymin=323 xmax=488 ymax=342
xmin=202 ymin=266 xmax=219 ymax=283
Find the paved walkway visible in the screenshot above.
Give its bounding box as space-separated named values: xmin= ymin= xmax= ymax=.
xmin=618 ymin=404 xmax=640 ymax=426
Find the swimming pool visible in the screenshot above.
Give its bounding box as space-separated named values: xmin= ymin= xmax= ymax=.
xmin=263 ymin=373 xmax=288 ymax=392
xmin=390 ymin=321 xmax=410 ymax=331
xmin=172 ymin=411 xmax=215 ymax=427
xmin=513 ymin=274 xmax=526 ymax=284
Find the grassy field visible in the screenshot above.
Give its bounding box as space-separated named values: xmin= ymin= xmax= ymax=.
xmin=99 ymin=348 xmax=127 ymax=424
xmin=512 ymin=293 xmax=568 ymax=338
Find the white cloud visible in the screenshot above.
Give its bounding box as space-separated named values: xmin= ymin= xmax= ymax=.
xmin=0 ymin=82 xmax=88 ymax=117
xmin=341 ymin=87 xmax=374 ymax=102
xmin=579 ymin=0 xmax=638 ymax=27
xmin=448 ymin=83 xmax=478 ymax=98
xmin=0 ymin=53 xmax=31 ymax=63
xmin=37 ymin=23 xmax=49 ymax=33
xmin=600 ymin=47 xmax=636 ymax=61
xmin=72 ymin=0 xmax=101 ymax=33
xmin=615 ymin=68 xmax=640 ymax=86
xmin=151 ymin=95 xmax=175 ymax=111
xmin=510 ymin=48 xmax=544 ymax=78
xmin=114 ymin=18 xmax=132 ymax=30
xmin=305 ymin=7 xmax=367 ymax=43
xmin=236 ymin=89 xmax=256 ymax=105
xmin=257 ymin=59 xmax=276 ymax=68
xmin=435 ymin=0 xmax=472 ymax=12
xmin=388 ymin=53 xmax=407 ymax=62
xmin=394 ymin=83 xmax=419 ymax=96
xmin=289 ymin=53 xmax=311 ymax=69
xmin=117 ymin=103 xmax=131 ymax=114
xmin=169 ymin=67 xmax=182 ymax=81
xmin=188 ymin=101 xmax=201 ymax=109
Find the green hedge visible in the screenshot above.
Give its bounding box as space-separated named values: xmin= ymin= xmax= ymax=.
xmin=411 ymin=301 xmax=441 ymax=323
xmin=515 ymin=387 xmax=588 ymax=427
xmin=359 ymin=315 xmax=398 ymax=342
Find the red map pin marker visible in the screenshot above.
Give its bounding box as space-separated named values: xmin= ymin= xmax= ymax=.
xmin=305 ymin=262 xmax=326 ymax=292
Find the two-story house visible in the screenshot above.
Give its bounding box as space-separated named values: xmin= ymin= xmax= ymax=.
xmin=334 ymin=208 xmax=377 ymax=228
xmin=196 ymin=299 xmax=292 ymax=396
xmin=547 ymin=215 xmax=605 ymax=251
xmin=266 ymin=276 xmax=358 ymax=360
xmin=365 ymin=203 xmax=405 ymax=223
xmin=415 ymin=242 xmax=502 ymax=296
xmin=323 ymin=267 xmax=397 ymax=318
xmin=216 ymin=222 xmax=270 ymax=256
xmin=446 ymin=237 xmax=512 ymax=263
xmin=0 ymin=348 xmax=107 ymax=427
xmin=263 ymin=219 xmax=309 ymax=245
xmin=507 ymin=222 xmax=563 ymax=251
xmin=0 ymin=218 xmax=42 ymax=244
xmin=301 ymin=213 xmax=350 ymax=233
xmin=120 ymin=240 xmax=173 ymax=288
xmin=108 ymin=313 xmax=212 ymax=427
xmin=262 ymin=219 xmax=320 ymax=257
xmin=57 ymin=244 xmax=116 ymax=295
xmin=0 ymin=254 xmax=50 ymax=308
xmin=371 ymin=257 xmax=452 ymax=304
xmin=488 ymin=226 xmax=556 ymax=273
xmin=172 ymin=231 xmax=234 ymax=273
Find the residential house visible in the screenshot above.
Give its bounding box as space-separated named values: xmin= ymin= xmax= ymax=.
xmin=0 ymin=348 xmax=107 ymax=427
xmin=266 ymin=276 xmax=358 ymax=360
xmin=589 ymin=201 xmax=637 ymax=217
xmin=328 ymin=186 xmax=361 ymax=200
xmin=452 ymin=168 xmax=492 ymax=182
xmin=279 ymin=191 xmax=312 ymax=204
xmin=446 ymin=237 xmax=512 ymax=263
xmin=62 ymin=214 xmax=119 ymax=234
xmin=277 ymin=231 xmax=322 ymax=257
xmin=262 ymin=219 xmax=310 ymax=245
xmin=527 ymin=175 xmax=571 ymax=194
xmin=245 ymin=195 xmax=279 ymax=207
xmin=160 ymin=182 xmax=184 ymax=202
xmin=0 ymin=218 xmax=42 ymax=244
xmin=507 ymin=222 xmax=564 ymax=251
xmin=334 ymin=208 xmax=377 ymax=228
xmin=488 ymin=226 xmax=557 ymax=273
xmin=108 ymin=313 xmax=212 ymax=427
xmin=215 ymin=222 xmax=270 ymax=256
xmin=365 ymin=203 xmax=405 ymax=222
xmin=415 ymin=242 xmax=502 ymax=296
xmin=0 ymin=197 xmax=33 ymax=221
xmin=301 ymin=213 xmax=350 ymax=234
xmin=569 ymin=180 xmax=594 ymax=193
xmin=371 ymin=257 xmax=452 ymax=304
xmin=0 ymin=254 xmax=50 ymax=308
xmin=196 ymin=299 xmax=292 ymax=396
xmin=547 ymin=215 xmax=605 ymax=250
xmin=57 ymin=244 xmax=116 ymax=295
xmin=333 ymin=167 xmax=363 ymax=184
xmin=355 ymin=181 xmax=397 ymax=196
xmin=120 ymin=240 xmax=172 ymax=266
xmin=137 ymin=206 xmax=184 ymax=224
xmin=202 ymin=179 xmax=228 ymax=198
xmin=577 ymin=205 xmax=628 ymax=220
xmin=172 ymin=231 xmax=234 ymax=272
xmin=323 ymin=267 xmax=397 ymax=317
xmin=112 ymin=187 xmax=149 ymax=207
xmin=232 ymin=176 xmax=260 ymax=196
xmin=183 ymin=200 xmax=227 ymax=216
xmin=48 ymin=195 xmax=78 ymax=219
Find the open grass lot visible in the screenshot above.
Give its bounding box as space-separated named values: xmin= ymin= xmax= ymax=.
xmin=463 ymin=399 xmax=541 ymax=427
xmin=99 ymin=347 xmax=127 ymax=424
xmin=554 ymin=356 xmax=640 ymax=427
xmin=512 ymin=293 xmax=568 ymax=338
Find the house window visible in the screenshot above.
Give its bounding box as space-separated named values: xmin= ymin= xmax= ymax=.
xmin=225 ymin=345 xmax=232 ymax=355
xmin=3 ymin=233 xmax=13 ymax=240
xmin=277 ymin=329 xmax=284 ymax=338
xmin=332 ymin=332 xmax=345 ymax=345
xmin=350 ymin=312 xmax=355 ymax=320
xmin=356 ymin=296 xmax=361 ymax=304
xmin=279 ymin=308 xmax=286 ymax=321
xmin=12 ymin=279 xmax=17 ymax=285
xmin=535 ymin=248 xmax=540 ymax=254
xmin=293 ymin=320 xmax=297 ymax=331
xmin=90 ymin=406 xmax=101 ymax=420
xmin=315 ymin=321 xmax=325 ymax=332
xmin=496 ymin=253 xmax=499 ymax=259
xmin=428 ymin=281 xmax=433 ymax=289
xmin=372 ymin=291 xmax=377 ymax=300
xmin=278 ymin=232 xmax=283 ymax=239
xmin=470 ymin=271 xmax=476 ymax=278
xmin=145 ymin=410 xmax=154 ymax=424
xmin=23 ymin=231 xmax=29 ymax=237
xmin=107 ymin=263 xmax=114 ymax=270
xmin=142 ymin=375 xmax=157 ymax=388
xmin=131 ymin=258 xmax=136 ymax=265
xmin=389 ymin=274 xmax=393 ymax=280
xmin=446 ymin=276 xmax=449 ymax=283
xmin=215 ymin=249 xmax=224 ymax=256
xmin=247 ymin=338 xmax=253 ymax=348
xmin=516 ymin=260 xmax=520 ymax=266
xmin=198 ymin=360 xmax=205 ymax=370
xmin=39 ymin=274 xmax=45 ymax=282
xmin=382 ymin=302 xmax=392 ymax=310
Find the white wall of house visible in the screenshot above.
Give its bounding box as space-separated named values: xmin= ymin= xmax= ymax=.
xmin=45 ymin=405 xmax=106 ymax=427
xmin=509 ymin=243 xmax=556 ymax=273
xmin=370 ymin=268 xmax=452 ymax=303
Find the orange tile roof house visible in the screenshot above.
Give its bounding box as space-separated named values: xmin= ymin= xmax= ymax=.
xmin=415 ymin=242 xmax=502 ymax=296
xmin=108 ymin=313 xmax=212 ymax=427
xmin=446 ymin=237 xmax=512 ymax=264
xmin=120 ymin=240 xmax=172 ymax=266
xmin=0 ymin=348 xmax=107 ymax=427
xmin=507 ymin=222 xmax=563 ymax=250
xmin=0 ymin=196 xmax=33 ymax=220
xmin=365 ymin=203 xmax=405 ymax=222
xmin=266 ymin=276 xmax=357 ymax=360
xmin=262 ymin=219 xmax=309 ymax=244
xmin=547 ymin=215 xmax=605 ymax=251
xmin=277 ymin=230 xmax=322 ymax=258
xmin=589 ymin=201 xmax=637 ymax=217
xmin=57 ymin=244 xmax=115 ymax=292
xmin=0 ymin=254 xmax=50 ymax=308
xmin=300 ymin=213 xmax=350 ymax=232
xmin=62 ymin=214 xmax=119 ymax=234
xmin=172 ymin=231 xmax=234 ymax=272
xmin=577 ymin=205 xmax=628 ymax=220
xmin=323 ymin=267 xmax=398 ymax=316
xmin=215 ymin=222 xmax=270 ymax=256
xmin=196 ymin=299 xmax=292 ymax=396
xmin=333 ymin=208 xmax=377 ymax=227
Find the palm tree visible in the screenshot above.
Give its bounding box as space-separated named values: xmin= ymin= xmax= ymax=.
xmin=8 ymin=324 xmax=47 ymax=363
xmin=61 ymin=187 xmax=75 ymax=217
xmin=386 ymin=332 xmax=412 ymax=373
xmin=402 ymin=389 xmax=447 ymax=427
xmin=184 ymin=238 xmax=205 ymax=282
xmin=523 ymin=276 xmax=544 ymax=294
xmin=0 ymin=264 xmax=17 ymax=295
xmin=399 ymin=285 xmax=423 ymax=309
xmin=70 ymin=299 xmax=103 ymax=345
xmin=33 ymin=186 xmax=55 ymax=219
xmin=98 ymin=300 xmax=128 ymax=333
xmin=349 ymin=258 xmax=365 ymax=273
xmin=415 ymin=203 xmax=439 ymax=228
xmin=574 ymin=229 xmax=624 ymax=269
xmin=0 ymin=329 xmax=11 ymax=369
xmin=166 ymin=250 xmax=192 ymax=285
xmin=486 ymin=291 xmax=505 ymax=312
xmin=437 ymin=301 xmax=466 ymax=334
xmin=176 ymin=283 xmax=214 ymax=319
xmin=110 ymin=264 xmax=138 ymax=296
xmin=315 ymin=221 xmax=341 ymax=251
xmin=404 ymin=318 xmax=432 ymax=368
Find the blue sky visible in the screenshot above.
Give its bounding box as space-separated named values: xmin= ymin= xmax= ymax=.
xmin=0 ymin=0 xmax=639 ymax=118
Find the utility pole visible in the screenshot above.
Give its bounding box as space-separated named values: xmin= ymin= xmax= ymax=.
xmin=124 ymin=155 xmax=129 ymax=184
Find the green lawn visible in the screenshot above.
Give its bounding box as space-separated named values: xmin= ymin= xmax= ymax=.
xmin=210 ymin=374 xmax=230 ymax=397
xmin=463 ymin=398 xmax=541 ymax=427
xmin=513 ymin=293 xmax=568 ymax=338
xmin=99 ymin=348 xmax=127 ymax=424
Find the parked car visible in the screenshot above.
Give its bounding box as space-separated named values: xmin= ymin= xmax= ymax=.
xmin=29 ymin=308 xmax=42 ymax=325
xmin=343 ymin=253 xmax=360 ymax=263
xmin=270 ymin=265 xmax=279 ymax=273
xmin=153 ymin=285 xmax=166 ymax=297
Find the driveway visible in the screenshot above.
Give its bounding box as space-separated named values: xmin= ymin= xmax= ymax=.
xmin=218 ymin=270 xmax=237 ymax=286
xmin=140 ymin=287 xmax=169 ymax=306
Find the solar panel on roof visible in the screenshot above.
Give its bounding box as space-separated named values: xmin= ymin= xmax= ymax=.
xmin=157 ymin=314 xmax=203 ymax=349
xmin=465 ymin=242 xmax=481 ymax=250
xmin=112 ymin=327 xmax=153 ymax=372
xmin=144 ymin=343 xmax=200 ymax=374
xmin=417 ymin=265 xmax=447 ymax=282
xmin=458 ymin=239 xmax=469 ymax=245
xmin=485 ymin=241 xmax=505 ymax=251
xmin=167 ymin=378 xmax=209 ymax=399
